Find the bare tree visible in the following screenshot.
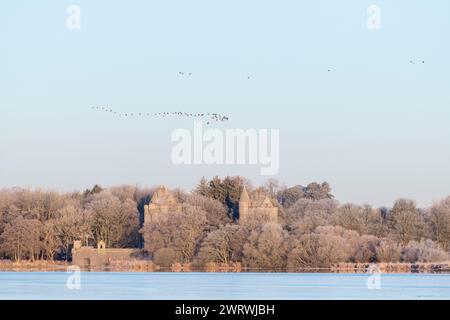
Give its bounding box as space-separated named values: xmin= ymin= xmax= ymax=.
xmin=243 ymin=222 xmax=288 ymax=270
xmin=375 ymin=239 xmax=402 ymax=262
xmin=333 ymin=204 xmax=387 ymax=237
xmin=388 ymin=199 xmax=426 ymax=244
xmin=286 ymin=199 xmax=338 ymax=234
xmin=262 ymin=179 xmax=283 ymax=199
xmin=0 ymin=216 xmax=42 ymax=261
xmin=41 ymin=220 xmax=61 ymax=260
xmin=87 ymin=192 xmax=140 ymax=248
xmin=402 ymin=240 xmax=449 ymax=263
xmin=287 ymin=226 xmax=359 ymax=269
xmin=54 ymin=204 xmax=91 ymax=260
xmin=353 ymin=235 xmax=379 ymax=263
xmin=429 ymin=197 xmax=450 ymax=250
xmin=198 ymin=224 xmax=246 ymax=264
xmin=186 ymin=194 xmax=231 ymax=230
xmin=142 ymin=205 xmax=207 ymax=263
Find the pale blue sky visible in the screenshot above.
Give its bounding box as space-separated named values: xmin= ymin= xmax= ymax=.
xmin=1 ymin=1 xmax=450 ymax=207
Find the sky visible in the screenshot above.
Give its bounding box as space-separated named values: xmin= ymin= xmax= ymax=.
xmin=1 ymin=0 xmax=450 ymax=207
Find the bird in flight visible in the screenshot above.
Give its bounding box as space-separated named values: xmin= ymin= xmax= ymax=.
xmin=179 ymin=72 xmax=193 ymax=77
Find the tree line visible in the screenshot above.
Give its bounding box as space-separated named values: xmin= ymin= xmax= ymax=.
xmin=1 ymin=177 xmax=450 ymax=270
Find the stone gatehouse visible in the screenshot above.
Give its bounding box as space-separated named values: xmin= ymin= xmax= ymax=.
xmin=71 ymin=241 xmax=141 ymax=269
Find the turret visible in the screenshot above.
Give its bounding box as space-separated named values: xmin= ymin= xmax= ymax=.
xmin=239 ymin=187 xmax=250 ymax=223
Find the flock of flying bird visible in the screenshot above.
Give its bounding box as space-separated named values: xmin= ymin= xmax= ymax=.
xmin=92 ymin=61 xmax=424 ymax=124
xmin=91 ymin=106 xmax=229 ymax=125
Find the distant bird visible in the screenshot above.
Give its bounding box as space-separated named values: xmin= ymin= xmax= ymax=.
xmin=179 ymin=72 xmax=193 ymax=78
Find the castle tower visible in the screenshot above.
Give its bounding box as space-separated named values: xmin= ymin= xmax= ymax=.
xmin=238 ymin=187 xmax=250 ymax=223
xmin=238 ymin=187 xmax=278 ymax=224
xmin=143 ymin=186 xmax=182 ymax=225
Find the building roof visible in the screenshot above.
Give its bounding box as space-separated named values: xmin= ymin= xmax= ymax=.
xmin=240 ymin=186 xmax=250 ymax=203
xmin=240 ymin=187 xmax=276 ymax=208
xmin=151 ymin=186 xmax=177 ymax=205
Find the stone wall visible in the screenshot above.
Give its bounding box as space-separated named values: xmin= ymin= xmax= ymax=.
xmin=72 ymin=247 xmax=142 ymax=270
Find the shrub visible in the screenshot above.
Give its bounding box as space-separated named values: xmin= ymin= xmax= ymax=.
xmin=375 ymin=239 xmax=402 ymax=263
xmin=402 ymin=240 xmax=449 ymax=263
xmin=153 ymin=248 xmax=177 ymax=267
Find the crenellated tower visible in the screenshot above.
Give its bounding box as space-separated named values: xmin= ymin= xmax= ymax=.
xmin=238 ymin=187 xmax=278 ymax=224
